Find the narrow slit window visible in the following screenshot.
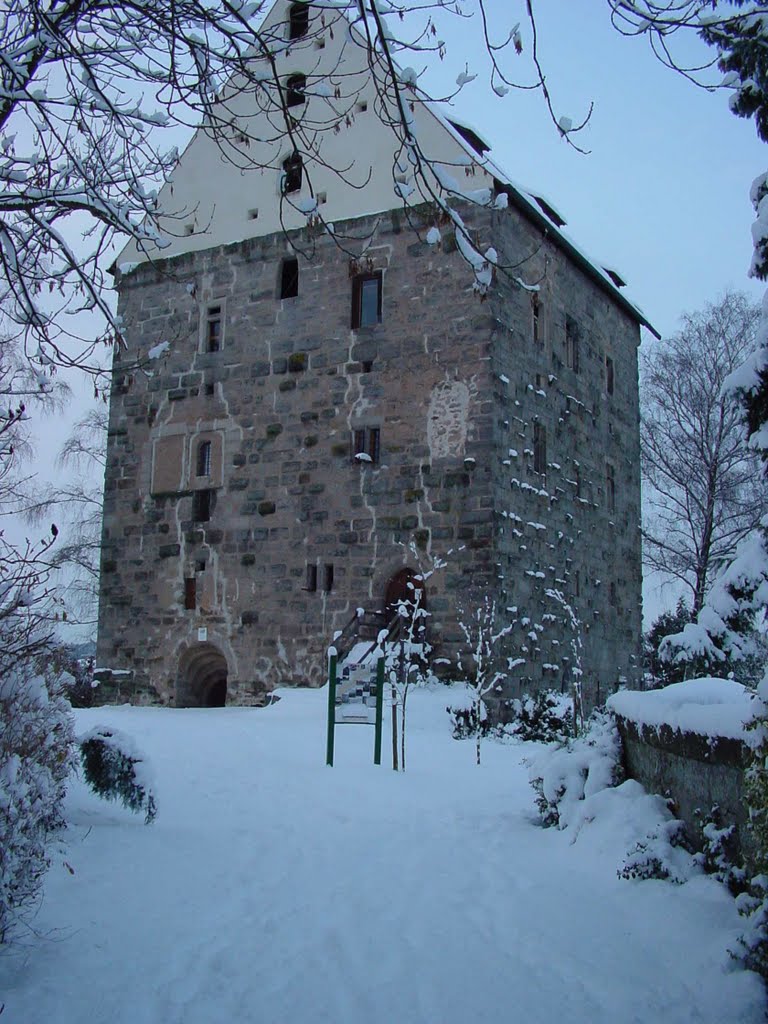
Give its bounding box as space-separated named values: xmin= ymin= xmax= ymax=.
xmin=196 ymin=440 xmax=212 ymax=477
xmin=205 ymin=305 xmax=222 ymax=352
xmin=280 ymin=257 xmax=299 ymax=299
xmin=288 ymin=2 xmax=309 ymax=39
xmin=282 ymin=153 xmax=303 ymax=194
xmin=323 ymin=564 xmax=334 ymax=593
xmin=532 ymin=293 xmax=541 ymax=344
xmin=533 ymin=422 xmax=547 ymax=475
xmin=286 ymin=74 xmax=306 ymax=108
xmin=351 ymin=272 xmax=382 ymax=328
xmin=184 ymin=577 xmax=197 ymax=611
xmin=606 ymin=463 xmax=616 ymax=511
xmin=193 ymin=489 xmax=213 ymax=523
xmin=606 ymin=355 xmax=614 ymax=395
xmin=304 ymin=564 xmax=317 ymax=592
xmin=565 ymin=315 xmax=580 ymax=373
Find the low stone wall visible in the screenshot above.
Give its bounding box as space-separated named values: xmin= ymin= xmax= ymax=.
xmin=614 ymin=714 xmax=754 ymax=864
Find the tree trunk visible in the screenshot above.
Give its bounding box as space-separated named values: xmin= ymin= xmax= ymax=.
xmin=391 ymin=682 xmax=399 ymax=771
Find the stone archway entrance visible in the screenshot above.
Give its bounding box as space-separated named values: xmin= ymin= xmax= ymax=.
xmin=176 ymin=643 xmax=228 ymax=708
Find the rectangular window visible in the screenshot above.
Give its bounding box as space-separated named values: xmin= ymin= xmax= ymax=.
xmin=606 ymin=463 xmax=616 ymax=512
xmin=304 ymin=564 xmax=317 ymax=592
xmin=532 ymin=293 xmax=542 ymax=345
xmin=565 ymin=315 xmax=580 ymax=373
xmin=184 ymin=577 xmax=197 ymax=610
xmin=606 ymin=355 xmax=614 ymax=395
xmin=574 ymin=462 xmax=581 ymax=498
xmin=280 ymin=257 xmax=299 ymax=299
xmin=351 ymin=273 xmax=382 ymax=328
xmin=193 ymin=489 xmax=213 ymax=523
xmin=533 ymin=422 xmax=547 ymax=475
xmin=323 ymin=564 xmax=334 ymax=593
xmin=205 ymin=306 xmax=222 ymax=353
xmin=352 ymin=427 xmax=380 ymax=464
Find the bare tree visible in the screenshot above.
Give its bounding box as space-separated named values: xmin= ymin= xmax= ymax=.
xmin=457 ymin=593 xmax=513 ymax=765
xmin=641 ymin=293 xmax=765 ymax=614
xmin=25 ymin=409 xmax=107 ymax=628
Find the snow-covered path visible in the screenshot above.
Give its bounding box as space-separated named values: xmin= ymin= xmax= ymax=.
xmin=1 ymin=688 xmax=763 ymax=1023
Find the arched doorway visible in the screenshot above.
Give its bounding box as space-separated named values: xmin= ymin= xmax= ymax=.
xmin=384 ymin=568 xmax=427 ymax=637
xmin=176 ymin=643 xmax=228 ymax=707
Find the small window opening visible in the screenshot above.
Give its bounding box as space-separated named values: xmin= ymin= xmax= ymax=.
xmin=286 ymin=74 xmax=306 ymax=108
xmin=205 ymin=383 xmax=214 ymax=396
xmin=323 ymin=564 xmax=334 ymax=593
xmin=282 ymin=153 xmax=303 ymax=194
xmin=361 ymin=359 xmax=374 ymax=373
xmin=280 ymin=257 xmax=299 ymax=299
xmin=532 ymin=293 xmax=541 ymax=344
xmin=196 ymin=440 xmax=212 ymax=477
xmin=565 ymin=315 xmax=580 ymax=373
xmin=248 ymin=208 xmax=259 ymax=220
xmin=533 ymin=422 xmax=547 ymax=475
xmin=606 ymin=463 xmax=616 ymax=512
xmin=195 ymin=558 xmax=207 ymax=572
xmin=352 ymin=427 xmax=381 ymax=464
xmin=574 ymin=463 xmax=581 ymax=499
xmin=193 ymin=489 xmax=213 ymax=523
xmin=606 ymin=355 xmax=614 ymax=395
xmin=351 ymin=272 xmax=382 ymax=329
xmin=184 ymin=577 xmax=197 ymax=610
xmin=288 ymin=3 xmax=309 ymax=39
xmin=610 ymin=582 xmax=617 ymax=604
xmin=304 ymin=564 xmax=318 ymax=592
xmin=205 ymin=305 xmax=222 ymax=353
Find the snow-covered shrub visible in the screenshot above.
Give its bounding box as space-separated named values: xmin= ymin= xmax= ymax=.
xmin=618 ymin=817 xmax=693 ymax=883
xmin=80 ymin=727 xmax=157 ymax=824
xmin=528 ymin=710 xmax=623 ymax=828
xmin=694 ymin=806 xmax=747 ymax=896
xmin=735 ymin=882 xmax=768 ymax=979
xmin=507 ymin=690 xmax=573 ymax=745
xmin=0 ymin=670 xmax=76 ymax=942
xmin=447 ymin=703 xmax=492 ymax=741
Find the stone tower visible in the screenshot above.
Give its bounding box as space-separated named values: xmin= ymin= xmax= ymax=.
xmin=95 ymin=0 xmax=653 ymax=709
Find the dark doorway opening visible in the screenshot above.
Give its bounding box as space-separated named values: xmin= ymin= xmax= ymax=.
xmin=177 ymin=643 xmax=229 ymax=708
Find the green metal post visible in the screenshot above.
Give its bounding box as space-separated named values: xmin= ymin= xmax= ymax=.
xmin=373 ymin=656 xmax=385 ymax=765
xmin=326 ymin=651 xmax=338 ymax=766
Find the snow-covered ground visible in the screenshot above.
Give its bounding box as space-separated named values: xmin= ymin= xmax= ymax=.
xmin=1 ymin=687 xmax=763 ymax=1023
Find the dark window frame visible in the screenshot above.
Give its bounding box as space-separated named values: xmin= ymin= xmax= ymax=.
xmin=288 ymin=2 xmax=309 ymax=39
xmin=532 ymin=293 xmax=542 ymax=345
xmin=352 ymin=426 xmax=381 ymax=464
xmin=196 ymin=440 xmax=212 ymax=477
xmin=565 ymin=315 xmax=580 ymax=374
xmin=282 ymin=153 xmax=303 ymax=194
xmin=606 ymin=355 xmax=615 ymax=395
xmin=280 ymin=256 xmax=299 ymax=299
xmin=184 ymin=577 xmax=197 ymax=610
xmin=193 ymin=488 xmax=214 ymax=523
xmin=323 ymin=564 xmax=334 ymax=593
xmin=205 ymin=305 xmax=223 ymax=353
xmin=304 ymin=564 xmax=318 ymax=592
xmin=286 ymin=73 xmax=306 ymax=109
xmin=351 ymin=272 xmax=383 ymax=329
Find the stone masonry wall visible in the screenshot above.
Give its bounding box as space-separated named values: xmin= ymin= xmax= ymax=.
xmin=96 ymin=199 xmax=643 ymax=707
